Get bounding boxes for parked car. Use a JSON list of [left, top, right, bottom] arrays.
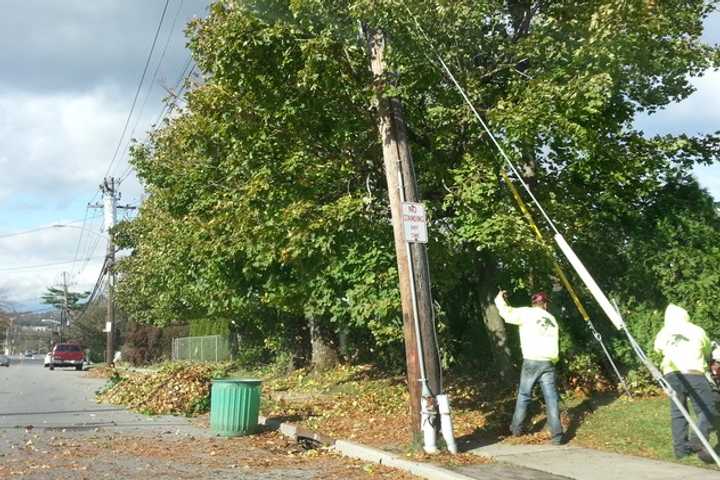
[[0, 355, 9, 367], [43, 352, 51, 367], [49, 343, 85, 371]]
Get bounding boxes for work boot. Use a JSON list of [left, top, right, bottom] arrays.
[[688, 436, 704, 454], [697, 446, 719, 464]]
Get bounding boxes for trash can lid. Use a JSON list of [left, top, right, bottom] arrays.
[[212, 378, 262, 384]]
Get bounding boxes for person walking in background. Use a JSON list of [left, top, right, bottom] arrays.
[[654, 303, 718, 463], [495, 290, 564, 445]]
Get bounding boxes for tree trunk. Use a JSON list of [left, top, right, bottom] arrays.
[[478, 259, 515, 383], [308, 315, 339, 371], [282, 312, 311, 371]]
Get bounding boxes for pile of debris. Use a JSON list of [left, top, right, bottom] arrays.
[[96, 362, 233, 416]]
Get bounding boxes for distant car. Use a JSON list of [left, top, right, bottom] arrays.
[[49, 343, 85, 371], [43, 352, 51, 367], [0, 355, 9, 367], [24, 352, 33, 359]]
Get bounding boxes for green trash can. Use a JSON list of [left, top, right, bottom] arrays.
[[210, 379, 262, 436]]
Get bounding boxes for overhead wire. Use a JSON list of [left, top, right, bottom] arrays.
[[117, 59, 197, 186], [0, 257, 105, 273], [104, 0, 171, 179], [71, 256, 109, 324], [116, 0, 187, 185], [68, 205, 93, 278], [74, 228, 105, 280], [70, 213, 106, 281], [0, 215, 101, 240]]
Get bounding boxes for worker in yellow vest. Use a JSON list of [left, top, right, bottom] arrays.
[[495, 290, 564, 445], [654, 303, 718, 463]]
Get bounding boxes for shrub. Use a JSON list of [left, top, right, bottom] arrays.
[[560, 351, 613, 395]]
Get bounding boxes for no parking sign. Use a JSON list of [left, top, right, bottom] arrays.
[[402, 202, 428, 243]]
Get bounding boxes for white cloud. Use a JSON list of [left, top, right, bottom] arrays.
[[636, 70, 720, 137], [0, 90, 145, 203], [0, 219, 107, 306]]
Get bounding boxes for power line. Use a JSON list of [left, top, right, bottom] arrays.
[[73, 224, 105, 279], [104, 0, 171, 178], [116, 0, 187, 184], [68, 205, 93, 277], [72, 260, 109, 324], [118, 58, 196, 186], [157, 58, 195, 125], [0, 256, 105, 273], [0, 215, 102, 239]]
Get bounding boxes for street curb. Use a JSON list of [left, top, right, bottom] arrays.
[[334, 440, 477, 480], [258, 416, 477, 480]]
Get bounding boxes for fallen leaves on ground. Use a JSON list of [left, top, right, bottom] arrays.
[[96, 362, 233, 416], [83, 365, 116, 379], [260, 365, 496, 465], [1, 430, 416, 479]]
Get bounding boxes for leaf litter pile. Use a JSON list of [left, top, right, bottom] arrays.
[[96, 362, 233, 416], [261, 364, 494, 466], [92, 362, 518, 467]]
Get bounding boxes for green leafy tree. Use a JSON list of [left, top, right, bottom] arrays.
[[116, 0, 720, 378], [41, 287, 89, 312]]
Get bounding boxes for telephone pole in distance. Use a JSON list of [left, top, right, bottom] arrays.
[[90, 177, 136, 364]]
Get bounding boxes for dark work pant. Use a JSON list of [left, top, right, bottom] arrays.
[[511, 359, 563, 442], [664, 372, 718, 457]]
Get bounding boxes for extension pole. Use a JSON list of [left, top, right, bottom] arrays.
[[367, 27, 442, 446], [501, 171, 631, 396]]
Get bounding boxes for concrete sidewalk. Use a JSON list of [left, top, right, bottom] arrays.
[[262, 414, 719, 480], [465, 443, 719, 480]]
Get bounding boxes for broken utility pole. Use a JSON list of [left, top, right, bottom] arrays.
[[366, 28, 442, 444]]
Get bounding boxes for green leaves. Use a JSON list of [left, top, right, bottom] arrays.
[[115, 0, 720, 370]]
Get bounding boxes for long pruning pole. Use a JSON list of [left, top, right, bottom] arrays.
[[501, 170, 631, 397], [400, 4, 719, 466]]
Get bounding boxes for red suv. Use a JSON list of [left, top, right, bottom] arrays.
[[49, 343, 85, 371]]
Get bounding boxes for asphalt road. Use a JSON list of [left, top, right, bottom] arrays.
[[0, 358, 191, 433], [0, 359, 412, 480]]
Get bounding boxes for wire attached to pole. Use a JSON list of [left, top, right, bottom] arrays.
[[398, 5, 718, 463], [501, 170, 631, 396]]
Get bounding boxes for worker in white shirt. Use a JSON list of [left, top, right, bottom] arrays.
[[495, 290, 563, 445], [654, 303, 718, 463]]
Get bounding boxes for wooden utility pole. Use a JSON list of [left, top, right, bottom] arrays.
[[367, 28, 442, 437], [91, 177, 135, 364], [106, 231, 115, 365], [61, 271, 69, 343]]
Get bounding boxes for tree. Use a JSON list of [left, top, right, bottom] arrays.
[[41, 287, 89, 312], [115, 0, 720, 383]]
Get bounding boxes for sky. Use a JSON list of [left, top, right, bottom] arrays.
[[0, 3, 718, 311], [0, 0, 210, 311]]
